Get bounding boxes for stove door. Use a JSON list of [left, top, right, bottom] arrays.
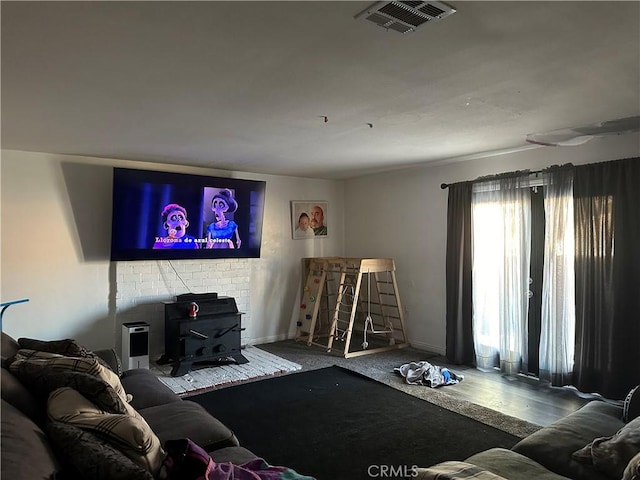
[[179, 314, 242, 361]]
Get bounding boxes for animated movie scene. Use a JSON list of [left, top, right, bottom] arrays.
[[111, 168, 265, 260]]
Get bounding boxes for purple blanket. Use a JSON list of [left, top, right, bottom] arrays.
[[162, 438, 316, 480]]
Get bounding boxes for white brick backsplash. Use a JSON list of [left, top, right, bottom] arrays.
[[115, 259, 251, 359], [188, 264, 206, 273], [118, 282, 139, 293], [132, 264, 154, 274], [141, 273, 159, 283], [121, 273, 143, 283]]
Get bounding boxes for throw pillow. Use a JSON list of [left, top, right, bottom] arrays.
[[9, 349, 128, 403], [47, 421, 154, 480], [624, 452, 640, 480], [18, 338, 90, 357], [17, 337, 119, 375], [624, 385, 640, 423], [11, 369, 127, 414], [572, 415, 640, 479], [47, 387, 165, 476]]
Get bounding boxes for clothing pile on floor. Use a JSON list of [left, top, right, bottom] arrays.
[[394, 361, 464, 387]]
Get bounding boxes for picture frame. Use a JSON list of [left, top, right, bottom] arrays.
[[291, 201, 328, 239]]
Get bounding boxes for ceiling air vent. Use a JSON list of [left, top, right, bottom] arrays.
[[355, 1, 456, 34]]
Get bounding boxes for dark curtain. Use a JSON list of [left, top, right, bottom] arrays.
[[445, 182, 475, 365], [572, 158, 640, 399]]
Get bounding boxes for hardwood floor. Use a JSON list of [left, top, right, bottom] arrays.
[[425, 355, 595, 427], [258, 339, 616, 428]]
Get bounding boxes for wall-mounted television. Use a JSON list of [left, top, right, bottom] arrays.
[[110, 168, 266, 261]]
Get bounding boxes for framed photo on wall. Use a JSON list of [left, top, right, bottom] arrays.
[[291, 201, 328, 239]]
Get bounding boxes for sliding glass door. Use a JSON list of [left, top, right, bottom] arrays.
[[471, 169, 575, 383], [471, 174, 531, 374]]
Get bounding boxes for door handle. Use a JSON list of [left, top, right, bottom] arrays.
[[189, 329, 209, 340]]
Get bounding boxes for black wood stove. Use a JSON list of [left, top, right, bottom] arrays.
[[158, 293, 247, 377]]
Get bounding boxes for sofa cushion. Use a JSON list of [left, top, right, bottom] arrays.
[[624, 385, 640, 423], [120, 368, 182, 410], [47, 387, 165, 476], [139, 399, 239, 452], [47, 421, 154, 480], [10, 349, 128, 402], [1, 399, 61, 480], [513, 400, 625, 480], [414, 461, 507, 480], [1, 367, 42, 423], [1, 333, 20, 367], [573, 416, 640, 480], [466, 448, 573, 480]]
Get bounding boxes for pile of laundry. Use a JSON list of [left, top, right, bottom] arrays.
[[394, 361, 464, 388]]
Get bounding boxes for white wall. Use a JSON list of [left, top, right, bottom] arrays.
[[344, 134, 640, 354], [2, 135, 637, 356], [0, 150, 345, 354]]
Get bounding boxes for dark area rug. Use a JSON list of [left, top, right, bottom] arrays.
[[191, 365, 519, 480]]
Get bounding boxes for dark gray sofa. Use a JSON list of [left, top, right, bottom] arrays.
[[0, 332, 257, 480], [420, 395, 638, 480], [467, 400, 626, 480]]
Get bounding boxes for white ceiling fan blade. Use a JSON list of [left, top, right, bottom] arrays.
[[526, 115, 640, 146]]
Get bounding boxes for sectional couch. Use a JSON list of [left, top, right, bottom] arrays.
[[3, 327, 638, 480], [0, 332, 259, 480], [418, 387, 640, 480]]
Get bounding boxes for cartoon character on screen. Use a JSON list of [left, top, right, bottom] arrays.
[[206, 189, 242, 249], [152, 204, 199, 249]]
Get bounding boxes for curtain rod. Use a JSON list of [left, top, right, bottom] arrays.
[[440, 168, 548, 189]]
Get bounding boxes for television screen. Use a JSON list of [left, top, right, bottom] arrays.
[[110, 168, 266, 261]]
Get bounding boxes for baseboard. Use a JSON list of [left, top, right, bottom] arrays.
[[246, 332, 292, 346], [405, 338, 445, 356]]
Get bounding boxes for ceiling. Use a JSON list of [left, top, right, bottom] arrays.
[[2, 1, 639, 179]]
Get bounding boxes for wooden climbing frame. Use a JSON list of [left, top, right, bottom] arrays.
[[295, 257, 409, 358]]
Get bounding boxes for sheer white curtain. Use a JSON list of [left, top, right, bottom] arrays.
[[540, 168, 575, 385], [472, 174, 531, 373]]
